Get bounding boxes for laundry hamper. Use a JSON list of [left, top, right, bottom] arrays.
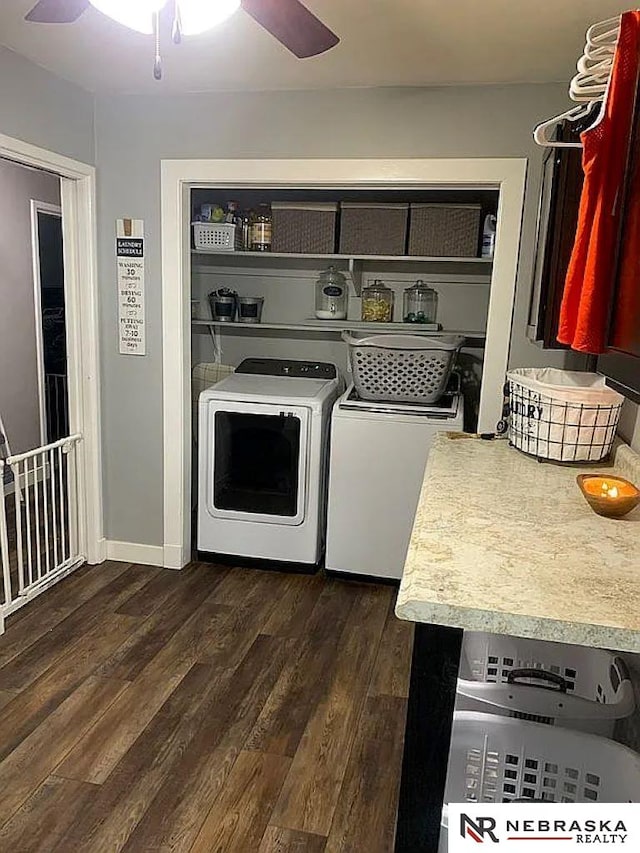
[[455, 632, 634, 736], [438, 712, 640, 852], [507, 369, 624, 462], [343, 333, 464, 404]]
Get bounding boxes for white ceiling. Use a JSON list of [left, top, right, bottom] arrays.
[[0, 0, 632, 94]]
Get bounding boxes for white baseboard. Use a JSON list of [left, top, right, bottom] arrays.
[[163, 543, 190, 570], [88, 537, 107, 565], [105, 540, 165, 567]]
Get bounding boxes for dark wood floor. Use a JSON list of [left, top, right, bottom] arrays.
[[0, 560, 414, 852]]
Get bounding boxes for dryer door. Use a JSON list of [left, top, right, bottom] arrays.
[[204, 399, 310, 526]]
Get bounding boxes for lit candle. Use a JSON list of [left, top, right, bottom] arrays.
[[577, 475, 640, 518], [600, 481, 620, 499]]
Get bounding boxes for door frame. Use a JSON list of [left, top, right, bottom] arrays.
[[161, 158, 527, 569], [30, 199, 63, 446], [0, 132, 104, 565]]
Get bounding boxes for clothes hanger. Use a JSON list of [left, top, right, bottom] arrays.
[[570, 53, 611, 101], [533, 102, 599, 148], [586, 15, 620, 48], [577, 53, 612, 76], [570, 74, 609, 102], [568, 15, 619, 102], [584, 42, 615, 60]]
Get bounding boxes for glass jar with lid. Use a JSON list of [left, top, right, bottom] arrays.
[[403, 280, 438, 324], [315, 266, 348, 320], [361, 280, 394, 323], [250, 204, 272, 252]]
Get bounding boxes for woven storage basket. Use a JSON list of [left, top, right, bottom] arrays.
[[271, 202, 337, 253], [339, 203, 408, 255], [409, 203, 481, 257]]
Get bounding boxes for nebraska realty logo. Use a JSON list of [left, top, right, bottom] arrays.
[[448, 805, 639, 851]]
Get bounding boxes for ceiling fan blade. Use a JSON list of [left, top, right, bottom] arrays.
[[25, 0, 89, 23], [241, 0, 339, 58]]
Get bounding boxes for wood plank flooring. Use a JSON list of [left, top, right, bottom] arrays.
[[0, 561, 414, 852]]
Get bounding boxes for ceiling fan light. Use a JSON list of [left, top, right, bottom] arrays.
[[178, 0, 241, 35], [89, 0, 168, 34]]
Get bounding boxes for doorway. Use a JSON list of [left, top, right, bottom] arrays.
[[31, 201, 69, 444], [0, 134, 102, 629]]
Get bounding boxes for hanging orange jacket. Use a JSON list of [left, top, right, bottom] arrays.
[[557, 10, 640, 354]]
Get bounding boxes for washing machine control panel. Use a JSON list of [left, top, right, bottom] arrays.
[[236, 358, 337, 379]]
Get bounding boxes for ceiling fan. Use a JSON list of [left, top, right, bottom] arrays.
[[24, 1, 340, 72]]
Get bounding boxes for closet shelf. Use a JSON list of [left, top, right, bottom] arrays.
[[191, 318, 486, 343], [192, 249, 492, 265]]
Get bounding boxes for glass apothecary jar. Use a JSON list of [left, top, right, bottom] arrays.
[[315, 266, 348, 320], [403, 280, 438, 324], [361, 280, 394, 323], [249, 204, 272, 252]]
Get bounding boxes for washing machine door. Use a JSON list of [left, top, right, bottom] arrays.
[[203, 399, 310, 526]]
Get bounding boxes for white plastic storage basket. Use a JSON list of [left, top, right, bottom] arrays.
[[455, 632, 634, 736], [193, 222, 241, 252], [438, 712, 640, 852], [507, 369, 624, 462], [343, 333, 464, 404]]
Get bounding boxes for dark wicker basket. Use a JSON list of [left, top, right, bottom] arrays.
[[271, 203, 337, 253], [409, 204, 481, 257], [339, 203, 408, 256]]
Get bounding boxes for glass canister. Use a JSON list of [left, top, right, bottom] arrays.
[[315, 266, 348, 320], [361, 280, 394, 323], [403, 280, 438, 324], [249, 204, 272, 252]]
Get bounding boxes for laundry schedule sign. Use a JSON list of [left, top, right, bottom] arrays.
[[116, 218, 146, 355]]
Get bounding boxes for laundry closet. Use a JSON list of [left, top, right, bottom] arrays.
[[188, 181, 512, 575]]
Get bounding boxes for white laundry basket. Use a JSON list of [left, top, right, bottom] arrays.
[[438, 712, 640, 852], [343, 333, 464, 404], [455, 632, 635, 736], [507, 369, 624, 462]]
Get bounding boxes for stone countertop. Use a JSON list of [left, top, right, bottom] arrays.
[[396, 434, 640, 652]]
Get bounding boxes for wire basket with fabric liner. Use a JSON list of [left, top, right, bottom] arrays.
[[507, 369, 624, 462]]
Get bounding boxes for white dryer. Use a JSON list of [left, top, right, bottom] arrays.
[[197, 358, 340, 566], [326, 386, 464, 580]]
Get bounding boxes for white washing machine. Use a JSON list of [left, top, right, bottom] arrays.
[[197, 358, 341, 565], [326, 386, 464, 580]]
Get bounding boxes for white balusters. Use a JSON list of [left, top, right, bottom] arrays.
[[0, 464, 11, 607], [23, 458, 33, 587], [0, 434, 83, 620], [58, 445, 67, 565]]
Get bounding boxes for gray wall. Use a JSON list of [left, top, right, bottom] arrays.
[[0, 46, 95, 164], [0, 49, 94, 456], [0, 46, 636, 547], [0, 159, 60, 454], [95, 82, 581, 547]]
